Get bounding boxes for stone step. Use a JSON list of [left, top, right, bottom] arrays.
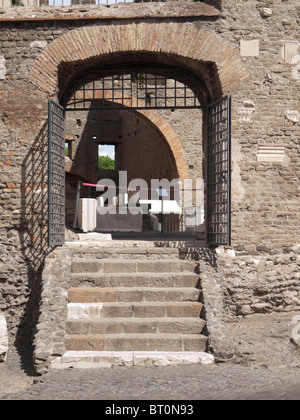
[[66, 333, 208, 352], [71, 259, 198, 275], [71, 247, 183, 260], [51, 351, 215, 369], [67, 302, 203, 319], [68, 287, 201, 303], [62, 246, 207, 364], [70, 272, 200, 288], [66, 318, 206, 335], [65, 241, 204, 251]]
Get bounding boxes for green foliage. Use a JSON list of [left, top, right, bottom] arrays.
[[12, 0, 24, 6], [98, 155, 115, 170]]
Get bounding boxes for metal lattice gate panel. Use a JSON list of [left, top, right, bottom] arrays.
[[206, 96, 231, 246], [64, 64, 208, 111], [48, 99, 66, 247]]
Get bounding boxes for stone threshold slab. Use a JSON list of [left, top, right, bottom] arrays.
[[51, 351, 214, 369], [65, 240, 159, 248]]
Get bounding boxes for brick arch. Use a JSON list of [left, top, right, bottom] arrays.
[[66, 89, 189, 181], [29, 23, 247, 101]]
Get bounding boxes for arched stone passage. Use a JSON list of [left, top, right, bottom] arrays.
[[29, 22, 247, 102], [139, 108, 188, 181], [37, 22, 244, 245], [65, 89, 189, 181], [64, 96, 189, 228]]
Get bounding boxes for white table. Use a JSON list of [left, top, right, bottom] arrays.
[[139, 200, 182, 215]]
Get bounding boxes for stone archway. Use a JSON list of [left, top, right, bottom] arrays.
[[33, 22, 247, 246], [29, 22, 247, 102], [30, 22, 247, 188]]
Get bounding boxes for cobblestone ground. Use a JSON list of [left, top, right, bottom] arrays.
[[1, 312, 300, 401]]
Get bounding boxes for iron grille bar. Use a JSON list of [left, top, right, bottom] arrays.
[[48, 99, 66, 247], [206, 96, 231, 246], [64, 64, 207, 111]]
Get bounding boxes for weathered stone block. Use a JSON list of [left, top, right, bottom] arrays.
[[166, 302, 203, 318], [240, 39, 260, 57], [260, 8, 273, 18], [68, 287, 118, 303], [66, 334, 105, 352], [0, 315, 8, 362]]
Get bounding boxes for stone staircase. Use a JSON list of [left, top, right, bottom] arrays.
[[61, 246, 210, 366]]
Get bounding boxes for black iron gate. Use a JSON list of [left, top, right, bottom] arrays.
[[48, 66, 232, 247], [206, 96, 231, 246], [48, 99, 66, 246]]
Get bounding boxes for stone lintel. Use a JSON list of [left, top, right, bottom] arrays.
[[0, 3, 220, 22]]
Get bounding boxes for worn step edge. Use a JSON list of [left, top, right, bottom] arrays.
[[71, 258, 197, 263], [64, 242, 172, 249], [71, 247, 181, 255], [68, 287, 201, 303], [66, 333, 208, 352], [71, 272, 199, 278], [66, 317, 206, 335], [71, 259, 198, 274], [67, 302, 203, 319], [70, 272, 200, 288], [51, 351, 215, 369]]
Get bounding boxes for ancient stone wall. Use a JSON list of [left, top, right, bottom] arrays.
[[219, 1, 300, 253], [216, 246, 300, 317], [0, 1, 299, 342], [0, 51, 49, 342]]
